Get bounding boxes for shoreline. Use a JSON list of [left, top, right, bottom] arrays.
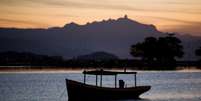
[[0, 66, 201, 73], [0, 66, 85, 73]]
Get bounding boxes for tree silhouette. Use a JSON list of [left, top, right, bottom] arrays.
[[157, 34, 183, 62], [130, 37, 157, 61], [130, 34, 184, 65]]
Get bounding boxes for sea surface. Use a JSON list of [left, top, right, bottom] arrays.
[[0, 70, 201, 101]]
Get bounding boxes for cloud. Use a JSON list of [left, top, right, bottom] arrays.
[[26, 0, 141, 11], [1, 0, 201, 15], [0, 0, 144, 12], [164, 1, 201, 5], [0, 18, 49, 27], [142, 15, 201, 26], [142, 16, 201, 36], [26, 0, 201, 15], [0, 8, 77, 20], [164, 24, 201, 36]]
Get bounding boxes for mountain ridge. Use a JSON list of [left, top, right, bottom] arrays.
[[0, 16, 200, 60]]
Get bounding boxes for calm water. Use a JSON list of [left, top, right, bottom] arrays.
[[0, 71, 201, 101]]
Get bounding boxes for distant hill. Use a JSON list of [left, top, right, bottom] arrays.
[[0, 51, 64, 65], [0, 15, 200, 60], [76, 52, 119, 60]]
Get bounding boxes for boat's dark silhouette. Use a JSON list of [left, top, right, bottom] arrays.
[[66, 69, 151, 101]]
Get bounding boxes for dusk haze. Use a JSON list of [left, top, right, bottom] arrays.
[[0, 1, 201, 101], [0, 0, 201, 36]]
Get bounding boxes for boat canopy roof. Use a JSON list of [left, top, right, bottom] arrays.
[[83, 69, 137, 75]]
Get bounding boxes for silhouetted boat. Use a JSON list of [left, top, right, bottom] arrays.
[[66, 69, 151, 101]]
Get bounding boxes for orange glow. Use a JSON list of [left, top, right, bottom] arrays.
[[0, 0, 201, 36]]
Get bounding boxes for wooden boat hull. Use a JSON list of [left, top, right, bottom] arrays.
[[66, 79, 151, 101]]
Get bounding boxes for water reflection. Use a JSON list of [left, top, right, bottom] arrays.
[[86, 99, 151, 101], [0, 71, 201, 101]]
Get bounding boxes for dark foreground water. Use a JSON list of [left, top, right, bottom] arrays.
[[0, 71, 201, 101]]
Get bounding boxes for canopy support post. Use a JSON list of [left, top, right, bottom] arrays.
[[83, 70, 86, 84], [96, 75, 98, 86], [100, 74, 102, 87], [115, 75, 117, 88], [134, 73, 137, 87], [84, 73, 86, 84]]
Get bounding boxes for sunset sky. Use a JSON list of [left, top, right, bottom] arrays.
[[0, 0, 201, 36]]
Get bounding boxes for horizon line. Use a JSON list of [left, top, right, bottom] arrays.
[[0, 15, 148, 29]]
